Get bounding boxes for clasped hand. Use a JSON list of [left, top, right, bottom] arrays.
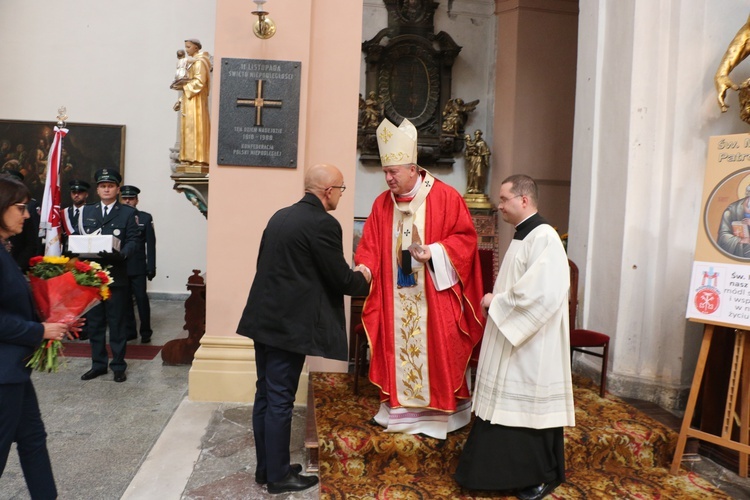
[[354, 264, 372, 283]]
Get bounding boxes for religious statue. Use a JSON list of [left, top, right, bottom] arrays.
[[172, 49, 193, 86], [715, 14, 750, 124], [172, 38, 212, 173], [360, 91, 383, 130], [441, 98, 479, 136], [463, 129, 492, 209]]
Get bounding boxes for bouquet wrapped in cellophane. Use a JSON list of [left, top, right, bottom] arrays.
[[26, 255, 112, 372]]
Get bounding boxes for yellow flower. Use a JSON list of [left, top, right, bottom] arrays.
[[89, 261, 102, 270], [100, 286, 111, 300], [43, 255, 70, 265]]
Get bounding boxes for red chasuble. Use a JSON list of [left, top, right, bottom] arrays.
[[355, 175, 485, 412]]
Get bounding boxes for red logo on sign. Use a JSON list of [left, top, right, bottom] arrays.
[[695, 288, 720, 315]]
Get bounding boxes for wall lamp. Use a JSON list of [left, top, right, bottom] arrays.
[[252, 0, 276, 39]]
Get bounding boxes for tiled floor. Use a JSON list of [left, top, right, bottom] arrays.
[[2, 298, 750, 499]]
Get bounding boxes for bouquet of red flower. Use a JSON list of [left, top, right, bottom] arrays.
[[26, 255, 112, 372]]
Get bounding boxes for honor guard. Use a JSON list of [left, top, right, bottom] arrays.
[[62, 179, 90, 236], [78, 168, 139, 383], [120, 185, 156, 343]]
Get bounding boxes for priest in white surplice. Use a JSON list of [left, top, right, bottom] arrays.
[[455, 175, 575, 500]]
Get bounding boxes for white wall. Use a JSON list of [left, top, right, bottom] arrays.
[[569, 0, 750, 406], [356, 0, 497, 217], [0, 0, 215, 295]]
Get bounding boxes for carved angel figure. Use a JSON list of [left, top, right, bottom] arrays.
[[441, 98, 479, 136], [361, 91, 383, 130]]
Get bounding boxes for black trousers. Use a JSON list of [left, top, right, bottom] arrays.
[[87, 284, 129, 372], [124, 274, 152, 339], [0, 381, 57, 499], [252, 341, 306, 483]]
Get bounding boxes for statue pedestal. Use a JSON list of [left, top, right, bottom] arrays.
[[176, 163, 209, 174], [464, 193, 492, 209]]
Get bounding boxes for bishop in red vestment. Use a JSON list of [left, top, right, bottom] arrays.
[[355, 118, 484, 439]]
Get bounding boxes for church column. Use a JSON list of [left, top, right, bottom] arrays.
[[189, 0, 364, 402], [568, 0, 723, 408], [490, 0, 578, 247]]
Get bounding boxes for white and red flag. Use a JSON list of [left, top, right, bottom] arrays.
[[39, 126, 68, 256]]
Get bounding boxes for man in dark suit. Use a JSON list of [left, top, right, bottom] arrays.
[[120, 185, 156, 343], [237, 164, 371, 494], [61, 179, 90, 236], [77, 168, 139, 383]]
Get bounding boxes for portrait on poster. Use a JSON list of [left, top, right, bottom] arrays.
[[688, 133, 750, 327], [704, 167, 750, 261]]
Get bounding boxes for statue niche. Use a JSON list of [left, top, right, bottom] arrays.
[[359, 0, 468, 167]]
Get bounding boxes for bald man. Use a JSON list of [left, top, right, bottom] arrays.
[[237, 164, 371, 494]]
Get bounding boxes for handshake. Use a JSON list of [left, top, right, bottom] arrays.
[[354, 264, 372, 283]]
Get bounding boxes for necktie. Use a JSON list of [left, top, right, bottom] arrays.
[[103, 206, 108, 218], [72, 208, 80, 229]]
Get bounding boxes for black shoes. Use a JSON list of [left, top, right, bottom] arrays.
[[516, 482, 559, 500], [266, 468, 319, 494], [141, 336, 152, 344], [81, 368, 107, 380], [255, 463, 302, 485], [81, 369, 127, 382]]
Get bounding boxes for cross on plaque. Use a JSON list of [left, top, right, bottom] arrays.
[[236, 80, 283, 127]]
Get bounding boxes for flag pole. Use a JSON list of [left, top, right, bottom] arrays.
[[39, 107, 69, 256]]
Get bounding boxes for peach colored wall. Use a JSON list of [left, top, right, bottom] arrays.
[[491, 0, 578, 246], [206, 0, 364, 372]]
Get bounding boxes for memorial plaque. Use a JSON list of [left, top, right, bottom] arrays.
[[217, 58, 301, 168]]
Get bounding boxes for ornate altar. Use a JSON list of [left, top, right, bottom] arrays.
[[358, 0, 471, 167]]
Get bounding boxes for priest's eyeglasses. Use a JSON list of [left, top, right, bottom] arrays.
[[498, 194, 522, 204], [13, 203, 30, 214], [328, 185, 346, 193]]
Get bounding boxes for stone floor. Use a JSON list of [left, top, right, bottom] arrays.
[[1, 298, 750, 499]]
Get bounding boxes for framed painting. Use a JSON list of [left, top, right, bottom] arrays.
[[0, 119, 125, 206], [353, 217, 367, 257]]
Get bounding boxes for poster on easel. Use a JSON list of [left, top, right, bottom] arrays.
[[687, 132, 750, 328]]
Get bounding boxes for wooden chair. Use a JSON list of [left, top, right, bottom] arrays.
[[352, 323, 369, 395], [569, 259, 610, 397]]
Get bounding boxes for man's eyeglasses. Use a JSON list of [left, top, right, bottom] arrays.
[[12, 203, 30, 214], [328, 185, 346, 193], [498, 194, 523, 204]]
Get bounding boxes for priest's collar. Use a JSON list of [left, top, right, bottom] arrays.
[[394, 169, 423, 201], [514, 212, 549, 240]]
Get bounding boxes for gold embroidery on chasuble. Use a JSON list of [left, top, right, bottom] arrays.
[[391, 173, 433, 406]]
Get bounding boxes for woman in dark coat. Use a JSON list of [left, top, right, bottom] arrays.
[[0, 175, 72, 499]]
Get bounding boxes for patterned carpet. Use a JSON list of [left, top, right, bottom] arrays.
[[313, 373, 729, 499]]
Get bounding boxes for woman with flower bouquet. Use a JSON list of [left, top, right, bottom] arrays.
[[0, 176, 73, 499], [26, 254, 112, 372]]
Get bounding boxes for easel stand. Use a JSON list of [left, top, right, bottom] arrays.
[[671, 324, 750, 475]]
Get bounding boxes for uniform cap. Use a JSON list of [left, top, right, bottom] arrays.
[[69, 179, 90, 192], [94, 168, 122, 185], [120, 185, 141, 198], [2, 168, 23, 181]]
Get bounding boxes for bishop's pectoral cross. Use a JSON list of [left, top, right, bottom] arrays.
[[236, 80, 283, 127]]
